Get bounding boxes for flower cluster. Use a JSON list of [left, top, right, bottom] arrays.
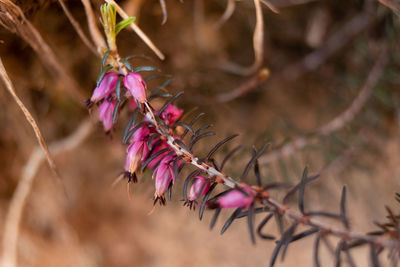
[[87, 71, 146, 132], [88, 69, 258, 210]]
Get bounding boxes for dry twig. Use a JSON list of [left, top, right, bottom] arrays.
[[259, 47, 388, 164], [81, 0, 107, 53], [0, 56, 63, 190], [105, 0, 165, 60], [0, 119, 92, 267], [216, 67, 270, 102], [220, 0, 264, 76], [0, 0, 83, 100], [57, 0, 98, 55], [214, 0, 236, 28]]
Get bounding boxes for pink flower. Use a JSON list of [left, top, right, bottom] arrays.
[[217, 184, 255, 209], [91, 72, 119, 103], [124, 72, 147, 103], [159, 104, 183, 125], [124, 126, 150, 177], [152, 155, 176, 204], [189, 176, 210, 201], [98, 98, 117, 132]]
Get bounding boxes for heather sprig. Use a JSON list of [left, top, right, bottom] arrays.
[[85, 3, 400, 266]]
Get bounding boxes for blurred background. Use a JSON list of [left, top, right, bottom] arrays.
[[0, 0, 399, 266]]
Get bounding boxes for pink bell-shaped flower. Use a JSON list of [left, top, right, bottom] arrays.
[[159, 104, 183, 125], [189, 176, 210, 201], [124, 72, 147, 103], [91, 72, 119, 103], [98, 98, 117, 132], [124, 126, 150, 180], [152, 155, 176, 205], [217, 184, 255, 209]]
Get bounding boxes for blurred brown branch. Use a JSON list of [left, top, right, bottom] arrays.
[[216, 68, 270, 102], [283, 10, 374, 81], [57, 0, 98, 55], [0, 119, 92, 267], [259, 46, 388, 165], [219, 0, 264, 76], [0, 0, 84, 100], [81, 0, 107, 53]]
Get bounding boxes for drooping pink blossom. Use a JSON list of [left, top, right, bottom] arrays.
[[189, 176, 210, 201], [159, 104, 183, 125], [217, 184, 255, 209], [98, 98, 117, 132], [153, 155, 176, 203], [124, 72, 147, 103], [91, 72, 119, 103], [124, 126, 150, 176]]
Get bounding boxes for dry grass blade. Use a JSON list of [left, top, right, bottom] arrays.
[[220, 0, 264, 76], [214, 0, 236, 29], [0, 0, 83, 100], [1, 119, 92, 267], [0, 57, 63, 190], [105, 0, 165, 60], [80, 0, 107, 52], [57, 0, 97, 55]]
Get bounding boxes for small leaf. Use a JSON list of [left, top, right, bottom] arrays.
[[210, 207, 221, 230], [221, 208, 242, 235], [298, 167, 308, 214], [123, 121, 151, 144], [206, 134, 239, 160], [247, 204, 256, 244], [97, 64, 113, 86], [289, 228, 318, 243], [122, 108, 138, 143], [181, 112, 205, 139], [314, 236, 321, 267], [241, 144, 269, 181], [120, 58, 133, 71], [158, 91, 184, 115], [173, 139, 190, 152], [340, 186, 350, 229], [220, 145, 242, 170], [257, 213, 275, 240], [145, 73, 171, 82], [115, 76, 123, 101], [141, 148, 172, 172], [112, 100, 121, 124], [199, 183, 217, 220], [133, 66, 158, 73], [100, 50, 110, 71], [190, 131, 216, 151], [174, 122, 195, 135], [115, 17, 136, 35]]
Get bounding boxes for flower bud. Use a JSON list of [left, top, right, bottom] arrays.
[[124, 72, 147, 103], [91, 72, 119, 103], [159, 104, 183, 125], [98, 98, 117, 132], [217, 184, 255, 209], [153, 155, 176, 202], [124, 126, 150, 175], [189, 176, 210, 201]]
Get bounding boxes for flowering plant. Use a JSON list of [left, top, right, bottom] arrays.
[[85, 3, 400, 267]]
